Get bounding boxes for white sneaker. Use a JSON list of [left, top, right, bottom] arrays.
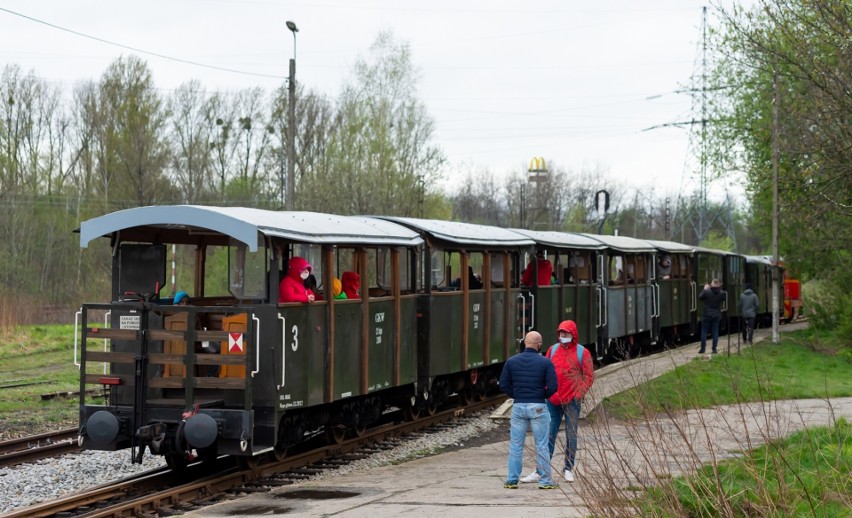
[[520, 471, 540, 483], [563, 469, 575, 483]]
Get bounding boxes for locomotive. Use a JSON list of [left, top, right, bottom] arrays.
[[74, 205, 784, 467]]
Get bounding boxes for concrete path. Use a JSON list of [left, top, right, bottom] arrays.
[[192, 322, 851, 517]]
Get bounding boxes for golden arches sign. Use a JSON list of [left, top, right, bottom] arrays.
[[528, 157, 548, 181]]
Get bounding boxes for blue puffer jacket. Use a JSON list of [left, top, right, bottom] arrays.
[[499, 348, 558, 403]]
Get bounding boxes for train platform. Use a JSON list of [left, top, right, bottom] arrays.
[[190, 322, 852, 517]]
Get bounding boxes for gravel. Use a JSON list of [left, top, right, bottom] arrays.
[[0, 413, 502, 514]]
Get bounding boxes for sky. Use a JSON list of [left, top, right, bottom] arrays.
[[0, 0, 748, 202]]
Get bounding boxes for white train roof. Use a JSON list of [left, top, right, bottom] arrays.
[[509, 229, 605, 250], [375, 217, 535, 248], [644, 239, 696, 254], [580, 233, 657, 253], [79, 205, 423, 251]]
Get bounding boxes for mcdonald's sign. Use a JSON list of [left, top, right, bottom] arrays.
[[528, 157, 548, 182]]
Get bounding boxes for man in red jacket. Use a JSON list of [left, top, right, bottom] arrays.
[[521, 319, 594, 484]]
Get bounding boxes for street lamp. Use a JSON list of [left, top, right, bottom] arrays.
[[285, 20, 298, 211]]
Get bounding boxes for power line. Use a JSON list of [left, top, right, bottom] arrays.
[[0, 6, 286, 80]]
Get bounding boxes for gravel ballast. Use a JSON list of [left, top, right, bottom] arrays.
[[0, 414, 501, 513]]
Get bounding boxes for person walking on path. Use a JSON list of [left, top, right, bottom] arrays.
[[499, 331, 559, 489], [521, 320, 594, 484], [740, 283, 760, 345], [698, 278, 727, 354]]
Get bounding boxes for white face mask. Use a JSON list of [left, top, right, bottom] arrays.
[[300, 271, 310, 281], [559, 336, 573, 344]]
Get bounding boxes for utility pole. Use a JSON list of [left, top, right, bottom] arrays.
[[771, 60, 780, 344], [286, 21, 298, 211]]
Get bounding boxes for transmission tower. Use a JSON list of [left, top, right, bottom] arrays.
[[670, 6, 739, 249]]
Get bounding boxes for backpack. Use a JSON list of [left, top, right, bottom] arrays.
[[547, 343, 585, 367]]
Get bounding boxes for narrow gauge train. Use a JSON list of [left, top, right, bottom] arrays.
[[74, 205, 784, 467]]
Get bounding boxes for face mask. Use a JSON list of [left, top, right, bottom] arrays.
[[300, 271, 310, 281], [559, 336, 573, 344]]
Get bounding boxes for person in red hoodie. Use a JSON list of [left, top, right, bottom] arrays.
[[341, 271, 360, 299], [278, 256, 316, 303], [521, 319, 594, 484], [521, 250, 553, 286]]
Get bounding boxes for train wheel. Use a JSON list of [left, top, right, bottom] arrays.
[[425, 398, 438, 416], [402, 404, 420, 421], [353, 420, 367, 438], [326, 424, 346, 445], [165, 453, 189, 472], [273, 444, 289, 461]]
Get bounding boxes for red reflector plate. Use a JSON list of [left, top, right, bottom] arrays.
[[99, 377, 122, 385]]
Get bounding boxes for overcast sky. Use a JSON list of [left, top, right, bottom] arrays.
[[0, 0, 747, 200]]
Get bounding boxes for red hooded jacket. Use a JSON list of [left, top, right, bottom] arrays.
[[278, 257, 313, 303], [341, 271, 360, 299], [521, 257, 553, 286], [546, 320, 594, 404]]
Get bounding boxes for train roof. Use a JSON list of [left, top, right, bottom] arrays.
[[580, 234, 657, 253], [509, 229, 605, 250], [375, 217, 535, 248], [79, 205, 423, 251], [746, 255, 783, 266], [644, 239, 696, 254]]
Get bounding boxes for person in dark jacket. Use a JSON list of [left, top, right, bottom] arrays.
[[698, 278, 726, 354], [740, 283, 760, 345], [499, 331, 559, 489]]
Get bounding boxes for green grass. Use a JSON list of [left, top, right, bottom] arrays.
[[0, 324, 80, 429], [601, 331, 852, 421], [640, 419, 852, 517]]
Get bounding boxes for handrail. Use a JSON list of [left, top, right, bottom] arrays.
[[277, 314, 286, 389], [601, 287, 608, 327], [251, 314, 261, 377], [516, 293, 526, 341], [74, 308, 82, 368], [103, 310, 111, 374], [691, 282, 697, 312], [529, 293, 535, 330], [595, 287, 602, 327]]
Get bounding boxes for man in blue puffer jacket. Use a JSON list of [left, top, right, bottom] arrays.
[[499, 331, 559, 489]]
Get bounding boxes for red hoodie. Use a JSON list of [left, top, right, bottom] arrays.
[[278, 257, 313, 303], [341, 271, 360, 299], [546, 320, 594, 404]]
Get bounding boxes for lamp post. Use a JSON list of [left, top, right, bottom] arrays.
[[285, 20, 298, 211]]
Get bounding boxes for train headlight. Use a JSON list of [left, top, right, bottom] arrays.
[[85, 411, 120, 446], [184, 413, 218, 449]]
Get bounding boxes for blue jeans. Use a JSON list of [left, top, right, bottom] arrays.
[[700, 315, 720, 352], [506, 402, 553, 485], [547, 399, 581, 471]]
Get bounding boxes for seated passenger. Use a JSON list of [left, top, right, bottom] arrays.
[[613, 269, 626, 285], [304, 273, 324, 301], [332, 277, 347, 300], [341, 271, 361, 299], [469, 266, 483, 289], [658, 255, 672, 280], [279, 257, 316, 303], [521, 250, 553, 286], [174, 291, 190, 306]]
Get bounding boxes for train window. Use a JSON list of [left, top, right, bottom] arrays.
[[228, 238, 266, 300], [399, 248, 413, 294], [430, 250, 445, 288], [490, 254, 504, 287], [633, 256, 647, 283], [610, 255, 625, 285], [469, 252, 484, 290]]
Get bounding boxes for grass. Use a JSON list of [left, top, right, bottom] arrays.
[[600, 330, 852, 421], [581, 327, 852, 517], [0, 324, 81, 433], [640, 419, 852, 517]]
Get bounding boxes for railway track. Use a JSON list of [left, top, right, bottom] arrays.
[[5, 395, 505, 517], [0, 427, 80, 468]]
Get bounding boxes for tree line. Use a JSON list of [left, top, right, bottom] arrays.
[[1, 2, 848, 337]]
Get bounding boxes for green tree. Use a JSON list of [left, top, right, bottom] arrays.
[[710, 0, 851, 330], [301, 31, 445, 216]]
